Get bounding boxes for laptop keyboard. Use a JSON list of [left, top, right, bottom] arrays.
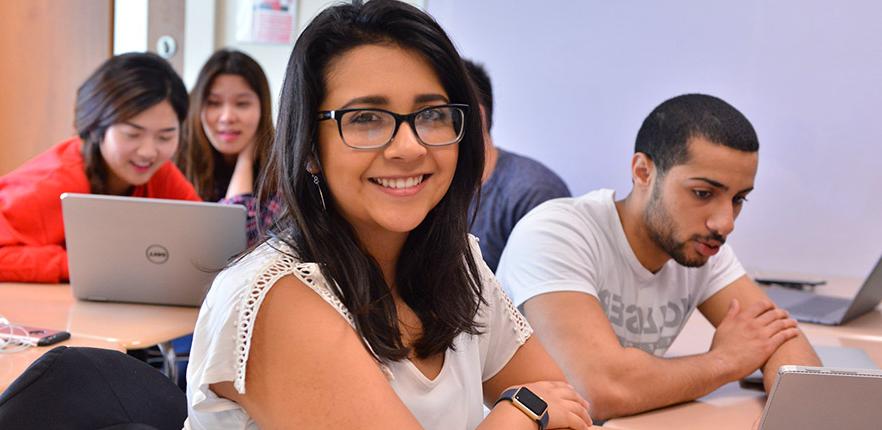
[[789, 296, 849, 318]]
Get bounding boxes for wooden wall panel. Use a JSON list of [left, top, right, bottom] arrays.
[[0, 0, 112, 176]]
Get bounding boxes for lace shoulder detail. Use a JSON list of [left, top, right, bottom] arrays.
[[233, 243, 389, 393], [234, 247, 296, 393], [290, 262, 357, 325], [468, 234, 532, 344], [487, 270, 533, 344]]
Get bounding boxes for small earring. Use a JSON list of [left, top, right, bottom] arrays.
[[312, 174, 327, 211]]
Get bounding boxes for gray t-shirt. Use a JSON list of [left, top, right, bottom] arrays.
[[469, 148, 571, 272], [497, 189, 746, 356]]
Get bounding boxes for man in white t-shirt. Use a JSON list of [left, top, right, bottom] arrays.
[[497, 93, 820, 420]]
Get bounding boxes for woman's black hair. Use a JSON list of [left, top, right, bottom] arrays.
[[75, 52, 188, 194], [259, 0, 486, 360]]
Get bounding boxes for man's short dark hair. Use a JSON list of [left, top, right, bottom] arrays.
[[463, 59, 494, 131], [635, 94, 759, 175]]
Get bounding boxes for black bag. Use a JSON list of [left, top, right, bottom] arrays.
[[0, 346, 187, 430]]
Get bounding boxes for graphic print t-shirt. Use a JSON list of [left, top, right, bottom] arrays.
[[497, 189, 745, 356]]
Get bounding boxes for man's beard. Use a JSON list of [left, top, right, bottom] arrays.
[[643, 180, 724, 268]]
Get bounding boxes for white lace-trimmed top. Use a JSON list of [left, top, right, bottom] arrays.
[[184, 236, 532, 430]]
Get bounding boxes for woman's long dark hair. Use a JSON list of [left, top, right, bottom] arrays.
[[75, 52, 188, 194], [259, 0, 486, 361], [177, 49, 274, 201]]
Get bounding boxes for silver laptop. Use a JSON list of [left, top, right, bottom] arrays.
[[759, 365, 882, 430], [763, 255, 882, 325], [61, 193, 247, 306]]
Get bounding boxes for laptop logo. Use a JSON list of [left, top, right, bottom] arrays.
[[146, 244, 169, 264]]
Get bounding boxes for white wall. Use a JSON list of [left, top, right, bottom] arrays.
[[184, 0, 217, 89], [427, 1, 882, 278], [113, 0, 148, 55]]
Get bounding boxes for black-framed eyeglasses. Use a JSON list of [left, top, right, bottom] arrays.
[[318, 104, 469, 150]]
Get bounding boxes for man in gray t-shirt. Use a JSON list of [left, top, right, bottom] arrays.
[[463, 60, 570, 271], [499, 94, 820, 420]]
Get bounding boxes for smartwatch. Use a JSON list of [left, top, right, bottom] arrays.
[[495, 386, 549, 430]]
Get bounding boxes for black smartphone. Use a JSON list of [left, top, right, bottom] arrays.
[[754, 277, 827, 290], [0, 325, 71, 346]]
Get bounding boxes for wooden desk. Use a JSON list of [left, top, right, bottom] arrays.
[[601, 381, 764, 430], [602, 275, 882, 430], [0, 283, 199, 392], [0, 283, 198, 348]]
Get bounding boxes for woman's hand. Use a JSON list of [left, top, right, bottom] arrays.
[[235, 139, 257, 167], [225, 141, 257, 199]]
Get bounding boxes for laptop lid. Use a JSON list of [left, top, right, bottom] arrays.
[[759, 366, 882, 430], [61, 193, 247, 306], [841, 254, 882, 323]]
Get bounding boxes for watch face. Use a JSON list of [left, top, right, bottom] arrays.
[[515, 387, 548, 415]]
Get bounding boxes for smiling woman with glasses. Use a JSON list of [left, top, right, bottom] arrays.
[[183, 1, 592, 429]]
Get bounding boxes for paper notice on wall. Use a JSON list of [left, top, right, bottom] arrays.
[[236, 0, 297, 45]]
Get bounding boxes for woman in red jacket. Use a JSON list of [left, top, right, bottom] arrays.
[[0, 52, 200, 283]]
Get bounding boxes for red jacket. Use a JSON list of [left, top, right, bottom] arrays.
[[0, 137, 201, 283]]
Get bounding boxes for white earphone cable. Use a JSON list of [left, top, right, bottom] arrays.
[[0, 314, 35, 353]]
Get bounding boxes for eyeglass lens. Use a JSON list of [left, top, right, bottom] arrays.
[[339, 106, 464, 148]]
